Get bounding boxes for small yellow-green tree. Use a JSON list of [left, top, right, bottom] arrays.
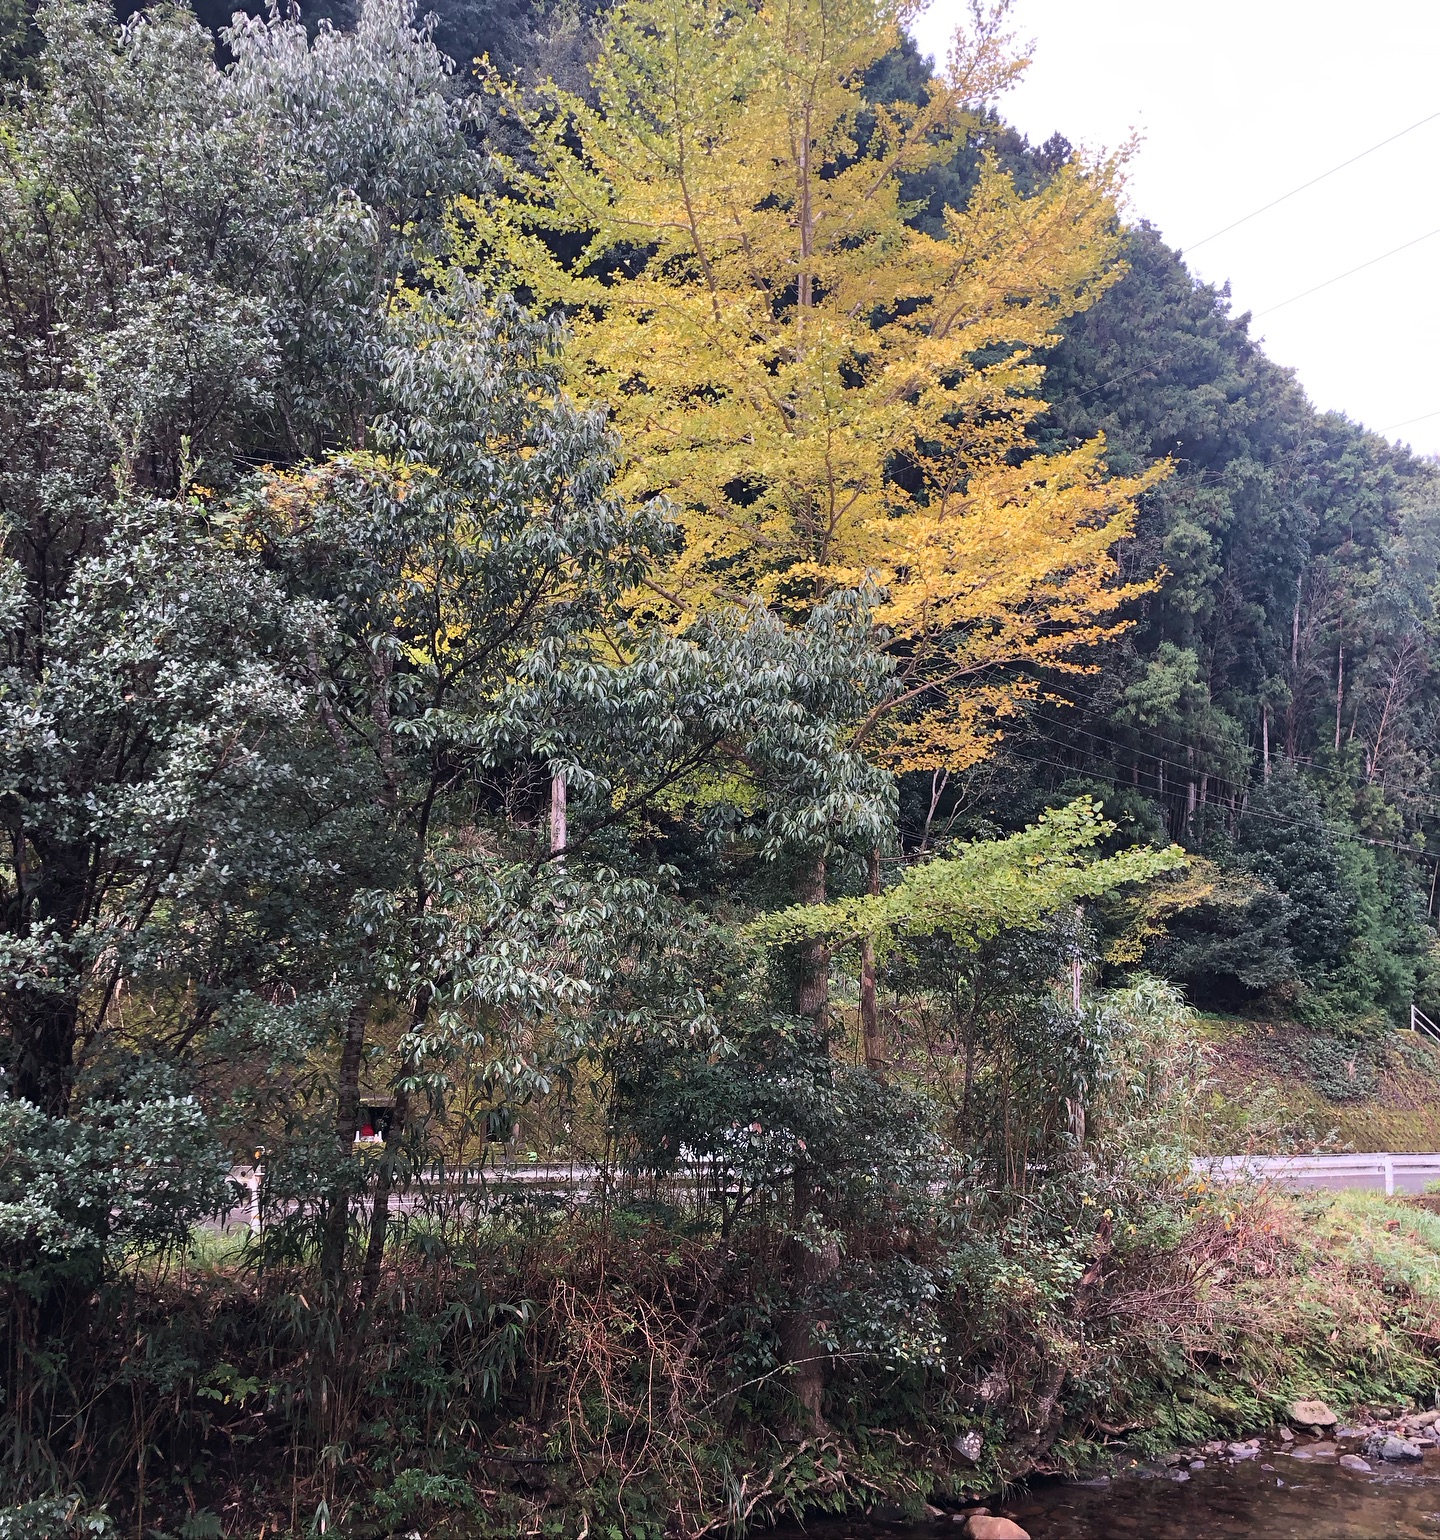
[[466, 0, 1163, 769], [756, 799, 1187, 951]]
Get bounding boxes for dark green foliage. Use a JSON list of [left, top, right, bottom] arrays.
[[1238, 772, 1356, 982], [1147, 878, 1295, 1008]]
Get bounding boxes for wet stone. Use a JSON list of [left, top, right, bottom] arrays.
[[1288, 1398, 1338, 1428], [962, 1519, 1029, 1540]]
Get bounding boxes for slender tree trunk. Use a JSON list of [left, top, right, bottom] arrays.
[[791, 853, 829, 1026], [781, 851, 834, 1431], [10, 850, 90, 1116], [550, 770, 567, 856], [1286, 587, 1302, 757], [359, 987, 430, 1306], [360, 1084, 410, 1307], [860, 849, 882, 1074], [961, 1019, 977, 1145], [778, 1165, 837, 1433], [920, 769, 948, 851], [1335, 643, 1344, 752], [11, 992, 81, 1117], [321, 997, 370, 1292], [1262, 705, 1270, 781]]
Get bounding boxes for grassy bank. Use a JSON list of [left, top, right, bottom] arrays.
[[1197, 1015, 1440, 1153]]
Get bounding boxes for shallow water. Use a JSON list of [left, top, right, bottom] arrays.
[[807, 1437, 1440, 1539]]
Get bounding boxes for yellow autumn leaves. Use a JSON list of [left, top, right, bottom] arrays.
[[456, 0, 1165, 772]]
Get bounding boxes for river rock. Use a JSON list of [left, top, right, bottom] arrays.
[[1339, 1454, 1372, 1472], [963, 1519, 1029, 1540], [1288, 1398, 1337, 1428], [1380, 1435, 1424, 1461], [952, 1430, 984, 1463]]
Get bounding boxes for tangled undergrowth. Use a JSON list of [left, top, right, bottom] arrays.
[[14, 1176, 1440, 1540]]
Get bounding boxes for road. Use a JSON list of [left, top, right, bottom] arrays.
[[1196, 1151, 1440, 1196], [220, 1153, 1440, 1231]]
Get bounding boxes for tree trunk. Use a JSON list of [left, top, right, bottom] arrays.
[[1286, 587, 1302, 757], [1262, 704, 1270, 780], [961, 1019, 977, 1144], [550, 770, 567, 856], [358, 978, 433, 1306], [320, 996, 370, 1293], [11, 991, 81, 1116], [778, 1169, 838, 1434], [780, 851, 835, 1431], [7, 846, 93, 1116], [791, 853, 829, 1025], [860, 849, 882, 1074], [360, 1083, 410, 1307]]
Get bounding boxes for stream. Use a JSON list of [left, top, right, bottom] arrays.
[[809, 1434, 1440, 1539]]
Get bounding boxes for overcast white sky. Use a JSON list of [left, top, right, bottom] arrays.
[[910, 1, 1440, 457]]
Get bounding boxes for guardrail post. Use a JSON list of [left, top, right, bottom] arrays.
[[1384, 1155, 1395, 1197]]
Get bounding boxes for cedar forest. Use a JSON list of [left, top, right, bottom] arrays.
[[4, 0, 1440, 1535]]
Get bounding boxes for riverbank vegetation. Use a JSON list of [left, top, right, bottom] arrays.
[[4, 0, 1440, 1534]]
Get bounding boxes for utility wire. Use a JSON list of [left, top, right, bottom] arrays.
[[1381, 407, 1440, 434], [1252, 224, 1440, 319], [1185, 110, 1440, 253], [1002, 742, 1435, 865], [1036, 676, 1247, 764], [1024, 676, 1440, 831]]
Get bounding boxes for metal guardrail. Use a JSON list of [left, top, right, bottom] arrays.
[[222, 1151, 1440, 1232], [223, 1161, 668, 1230], [1196, 1151, 1440, 1197], [1412, 1004, 1440, 1044]]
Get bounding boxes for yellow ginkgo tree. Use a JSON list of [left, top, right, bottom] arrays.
[[465, 0, 1164, 772]]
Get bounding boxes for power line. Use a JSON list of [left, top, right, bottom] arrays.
[[1381, 407, 1440, 434], [1028, 667, 1440, 822], [1252, 224, 1440, 319], [1034, 679, 1440, 822], [1002, 742, 1435, 866], [1185, 110, 1440, 253], [1038, 678, 1228, 764]]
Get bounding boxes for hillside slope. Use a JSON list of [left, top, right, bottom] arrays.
[[1201, 1015, 1440, 1153]]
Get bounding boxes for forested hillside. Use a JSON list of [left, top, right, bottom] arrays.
[[3, 1, 1440, 1536]]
